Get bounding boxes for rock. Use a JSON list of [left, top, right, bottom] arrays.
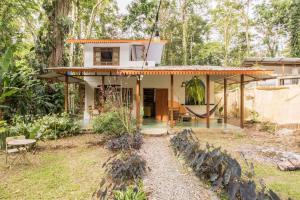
[[275, 128, 294, 137], [277, 156, 300, 171]]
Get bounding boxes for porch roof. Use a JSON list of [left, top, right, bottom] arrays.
[[38, 71, 84, 84], [66, 39, 168, 44], [47, 65, 272, 75], [46, 65, 274, 84]]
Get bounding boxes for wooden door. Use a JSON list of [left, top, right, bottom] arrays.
[[155, 89, 168, 121]]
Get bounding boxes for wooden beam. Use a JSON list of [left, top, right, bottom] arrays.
[[240, 75, 244, 128], [206, 75, 210, 128], [101, 76, 105, 112], [136, 77, 141, 129], [224, 78, 228, 124], [170, 75, 174, 128], [64, 75, 69, 113]]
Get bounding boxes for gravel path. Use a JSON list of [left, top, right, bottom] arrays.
[[141, 136, 218, 200]]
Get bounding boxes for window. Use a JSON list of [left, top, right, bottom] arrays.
[[130, 45, 145, 61], [94, 47, 120, 65]]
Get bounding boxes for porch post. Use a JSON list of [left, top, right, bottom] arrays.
[[64, 75, 69, 113], [240, 74, 244, 128], [136, 76, 141, 129], [170, 74, 174, 128], [206, 75, 210, 128], [224, 78, 228, 124], [101, 76, 105, 112]]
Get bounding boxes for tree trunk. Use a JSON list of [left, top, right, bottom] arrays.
[[181, 0, 188, 65], [50, 0, 70, 67]]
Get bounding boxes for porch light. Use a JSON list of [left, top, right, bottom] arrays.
[[181, 81, 186, 87], [153, 30, 160, 43]]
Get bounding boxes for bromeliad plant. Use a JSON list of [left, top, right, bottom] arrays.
[[170, 129, 283, 200]]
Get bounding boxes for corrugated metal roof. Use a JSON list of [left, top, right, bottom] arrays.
[[38, 72, 84, 84], [243, 57, 300, 67], [66, 39, 168, 44]]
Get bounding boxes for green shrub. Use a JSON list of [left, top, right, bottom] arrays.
[[259, 121, 276, 134], [29, 113, 80, 140], [114, 183, 147, 200], [9, 115, 32, 138], [0, 120, 9, 149], [92, 110, 135, 137]]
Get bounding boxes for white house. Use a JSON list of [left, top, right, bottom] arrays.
[[48, 39, 273, 128]]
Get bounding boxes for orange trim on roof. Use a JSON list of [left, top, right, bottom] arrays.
[[47, 67, 273, 76], [66, 39, 168, 44]]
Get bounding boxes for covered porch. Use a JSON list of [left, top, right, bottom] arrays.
[[47, 65, 273, 129]]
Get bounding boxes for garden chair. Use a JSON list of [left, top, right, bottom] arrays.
[[5, 135, 26, 165]]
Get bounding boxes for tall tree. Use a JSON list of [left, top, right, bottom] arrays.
[[289, 0, 300, 57], [211, 0, 242, 66], [255, 0, 290, 57]]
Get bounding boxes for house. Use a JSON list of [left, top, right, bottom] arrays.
[[218, 57, 300, 127], [47, 39, 273, 129], [243, 57, 300, 86]]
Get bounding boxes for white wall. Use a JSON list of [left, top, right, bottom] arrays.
[[83, 43, 164, 67], [217, 85, 300, 125], [84, 75, 215, 120]]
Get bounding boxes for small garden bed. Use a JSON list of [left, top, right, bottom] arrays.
[[170, 129, 286, 200]]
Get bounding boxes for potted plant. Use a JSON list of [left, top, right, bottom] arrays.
[[217, 106, 224, 123]]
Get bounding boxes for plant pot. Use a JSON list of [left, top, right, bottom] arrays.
[[217, 118, 223, 124]]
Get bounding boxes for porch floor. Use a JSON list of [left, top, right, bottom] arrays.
[[141, 118, 240, 136], [142, 118, 239, 128]]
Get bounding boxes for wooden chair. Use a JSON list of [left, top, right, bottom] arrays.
[[5, 135, 26, 165]]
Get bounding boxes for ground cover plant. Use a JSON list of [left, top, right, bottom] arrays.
[[0, 113, 80, 149], [170, 129, 284, 200], [114, 182, 147, 200]]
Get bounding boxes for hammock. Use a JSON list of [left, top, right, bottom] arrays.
[[184, 99, 222, 119]]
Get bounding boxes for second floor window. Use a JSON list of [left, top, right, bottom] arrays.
[[130, 45, 145, 61], [94, 47, 120, 66]]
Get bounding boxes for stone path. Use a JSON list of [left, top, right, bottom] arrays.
[[141, 136, 218, 200]]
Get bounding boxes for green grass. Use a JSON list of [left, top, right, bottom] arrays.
[[253, 162, 300, 200], [0, 134, 109, 200]]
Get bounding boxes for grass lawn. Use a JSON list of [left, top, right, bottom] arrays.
[[193, 128, 300, 200], [0, 134, 110, 200]]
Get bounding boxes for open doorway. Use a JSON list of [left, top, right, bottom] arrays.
[[143, 88, 155, 118], [143, 88, 169, 122]]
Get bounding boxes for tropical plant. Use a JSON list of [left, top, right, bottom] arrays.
[[104, 152, 147, 184], [218, 106, 224, 117], [106, 133, 143, 152], [93, 107, 136, 137], [0, 120, 9, 149], [114, 183, 147, 200], [185, 77, 205, 105], [170, 129, 284, 200]]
